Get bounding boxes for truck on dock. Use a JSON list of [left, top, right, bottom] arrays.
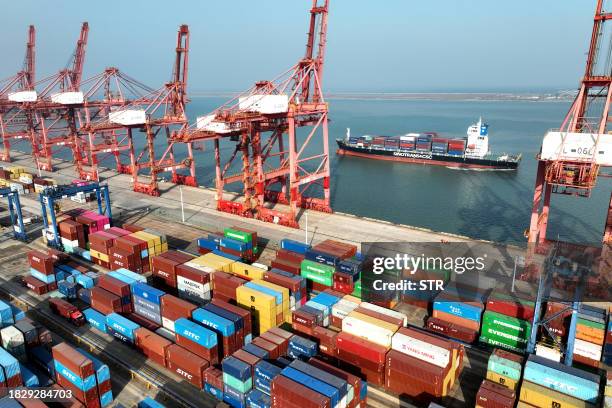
[[48, 298, 85, 326]]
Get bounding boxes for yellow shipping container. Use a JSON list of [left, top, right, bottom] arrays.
[[231, 263, 266, 280], [347, 311, 400, 334], [236, 286, 276, 311], [251, 280, 290, 306], [130, 231, 156, 248], [486, 370, 518, 390], [90, 249, 109, 263], [199, 253, 234, 273], [519, 381, 596, 408], [516, 402, 539, 408]]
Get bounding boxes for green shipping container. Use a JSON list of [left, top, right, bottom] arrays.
[[482, 311, 531, 340], [222, 372, 252, 393], [224, 228, 251, 243], [301, 270, 332, 286], [352, 280, 362, 298], [480, 335, 525, 353], [301, 259, 335, 276], [576, 317, 605, 331]]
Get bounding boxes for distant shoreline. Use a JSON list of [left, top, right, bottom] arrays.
[[189, 91, 575, 102]]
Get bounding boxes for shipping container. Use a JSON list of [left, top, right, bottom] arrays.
[[165, 344, 209, 388]]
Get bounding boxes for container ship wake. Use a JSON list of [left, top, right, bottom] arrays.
[[336, 118, 521, 170]]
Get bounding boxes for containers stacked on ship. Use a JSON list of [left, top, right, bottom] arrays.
[[174, 317, 219, 364], [571, 305, 606, 369], [431, 138, 449, 155], [77, 349, 114, 407], [475, 379, 516, 408], [263, 268, 307, 310], [519, 355, 601, 407], [273, 239, 310, 275], [431, 283, 486, 344], [52, 343, 100, 408], [106, 313, 141, 345], [448, 139, 467, 156], [220, 227, 259, 262], [486, 349, 523, 391], [151, 250, 194, 289], [479, 291, 534, 353], [399, 135, 416, 151], [416, 134, 433, 151], [386, 327, 463, 404]]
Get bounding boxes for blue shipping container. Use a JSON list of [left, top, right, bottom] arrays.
[[280, 239, 311, 255], [281, 367, 339, 408], [30, 347, 53, 379], [223, 384, 247, 408], [54, 360, 96, 392], [10, 305, 25, 322], [192, 308, 235, 337], [77, 348, 111, 384], [198, 238, 219, 251], [288, 336, 318, 359], [106, 313, 140, 340], [246, 389, 271, 408], [20, 364, 39, 387], [524, 360, 599, 403], [243, 344, 269, 360], [100, 390, 114, 407], [254, 361, 282, 395], [220, 237, 248, 252], [222, 356, 252, 382], [245, 282, 283, 305], [433, 300, 483, 322], [213, 250, 242, 262], [83, 308, 107, 332], [132, 283, 165, 305], [203, 303, 243, 332], [76, 274, 95, 289], [205, 383, 223, 400], [304, 249, 338, 267], [0, 347, 20, 378], [134, 304, 162, 324], [174, 318, 217, 349], [30, 268, 55, 284], [290, 360, 348, 395], [115, 269, 147, 285], [138, 397, 166, 408], [78, 288, 91, 304]]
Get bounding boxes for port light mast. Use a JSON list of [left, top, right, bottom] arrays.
[[174, 0, 332, 228]]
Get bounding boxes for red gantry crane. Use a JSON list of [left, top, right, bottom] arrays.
[[527, 0, 612, 278], [174, 0, 332, 228], [0, 25, 37, 162], [85, 24, 196, 196]]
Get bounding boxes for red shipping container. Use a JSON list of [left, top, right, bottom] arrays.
[[176, 264, 210, 285], [260, 331, 289, 356], [432, 310, 480, 331], [47, 248, 69, 263], [292, 310, 316, 332], [97, 274, 131, 298], [309, 358, 362, 407], [47, 281, 58, 292], [107, 227, 131, 237], [152, 256, 180, 287], [135, 328, 171, 367], [385, 349, 451, 401], [88, 231, 116, 250], [270, 259, 301, 275], [211, 298, 252, 345], [475, 380, 516, 408], [486, 295, 535, 321], [57, 373, 100, 408], [52, 343, 95, 378], [161, 295, 197, 321], [175, 333, 218, 365], [97, 379, 112, 396], [233, 349, 261, 377], [28, 250, 54, 275], [23, 276, 48, 295], [312, 326, 338, 357], [114, 235, 147, 254], [271, 375, 331, 408], [263, 271, 302, 294], [122, 223, 144, 233], [276, 249, 305, 264], [5, 373, 22, 388], [127, 313, 160, 332], [165, 344, 209, 388], [251, 337, 280, 359], [204, 366, 224, 390], [427, 316, 478, 344], [92, 257, 111, 269], [90, 287, 122, 315], [336, 332, 387, 365]]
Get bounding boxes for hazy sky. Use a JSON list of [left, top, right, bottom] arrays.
[[0, 1, 596, 92]]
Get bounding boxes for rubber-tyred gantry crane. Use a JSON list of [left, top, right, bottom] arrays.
[[528, 0, 612, 252], [175, 0, 332, 228], [86, 24, 196, 196], [0, 25, 36, 162]]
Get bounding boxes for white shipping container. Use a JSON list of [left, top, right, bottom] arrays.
[[540, 131, 612, 166], [535, 344, 562, 362], [391, 331, 450, 368], [332, 300, 358, 319], [360, 302, 407, 326], [238, 94, 289, 114], [342, 315, 394, 348], [109, 109, 147, 126], [8, 90, 37, 102], [162, 317, 175, 332], [51, 91, 84, 105], [573, 338, 602, 361], [0, 326, 24, 349], [196, 115, 232, 133]]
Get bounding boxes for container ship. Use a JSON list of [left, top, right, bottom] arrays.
[[336, 118, 521, 170]]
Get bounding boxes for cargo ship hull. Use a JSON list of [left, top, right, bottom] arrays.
[[336, 140, 520, 170]]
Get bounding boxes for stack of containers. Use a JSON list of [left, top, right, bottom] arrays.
[[77, 349, 114, 407], [210, 298, 253, 347], [386, 327, 463, 402], [331, 295, 360, 328], [192, 307, 236, 359], [431, 138, 449, 154], [276, 363, 342, 408], [237, 285, 277, 335], [384, 137, 399, 149], [204, 366, 224, 400], [132, 283, 165, 326], [174, 317, 218, 364], [221, 227, 259, 262], [309, 357, 367, 408], [95, 275, 132, 314], [288, 335, 318, 360], [135, 328, 172, 367], [303, 239, 357, 292], [214, 272, 247, 303], [486, 349, 523, 391], [165, 344, 209, 388], [371, 136, 386, 147], [254, 360, 282, 397], [230, 261, 266, 282], [572, 305, 606, 368], [72, 209, 111, 237], [52, 343, 99, 408], [0, 346, 21, 389], [222, 356, 253, 408], [542, 301, 572, 340], [475, 380, 516, 408], [176, 264, 211, 304], [416, 134, 433, 151], [274, 239, 310, 275], [263, 269, 307, 310], [197, 233, 221, 254], [129, 229, 168, 271], [246, 280, 290, 325], [448, 139, 467, 156], [519, 355, 600, 407], [89, 230, 128, 268], [160, 294, 196, 333], [151, 251, 194, 288], [480, 291, 534, 352], [106, 313, 141, 345], [110, 232, 149, 273], [58, 219, 87, 253], [26, 250, 57, 294], [334, 255, 363, 295], [32, 177, 55, 193], [83, 308, 107, 334], [1, 325, 26, 362], [399, 135, 416, 151], [432, 283, 486, 344]]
